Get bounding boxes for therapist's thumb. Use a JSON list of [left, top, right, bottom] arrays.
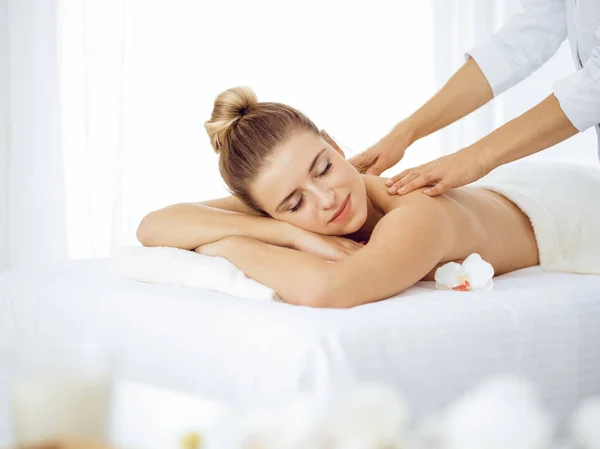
[[365, 160, 386, 176]]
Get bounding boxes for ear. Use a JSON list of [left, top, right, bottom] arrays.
[[320, 129, 345, 158]]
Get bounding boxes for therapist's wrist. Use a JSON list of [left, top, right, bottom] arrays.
[[390, 117, 419, 148], [463, 142, 500, 176]]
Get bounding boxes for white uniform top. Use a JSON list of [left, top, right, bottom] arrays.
[[466, 0, 600, 157]]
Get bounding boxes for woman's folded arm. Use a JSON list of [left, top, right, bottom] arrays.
[[324, 197, 454, 307], [214, 195, 454, 308], [213, 236, 335, 307], [136, 196, 297, 250]]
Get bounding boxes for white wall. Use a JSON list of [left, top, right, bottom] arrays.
[[0, 0, 8, 274]]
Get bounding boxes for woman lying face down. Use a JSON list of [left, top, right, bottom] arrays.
[[142, 86, 542, 307]]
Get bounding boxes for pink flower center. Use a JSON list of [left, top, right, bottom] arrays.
[[452, 279, 471, 291]]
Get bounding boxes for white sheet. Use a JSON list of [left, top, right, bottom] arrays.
[[1, 259, 599, 427]]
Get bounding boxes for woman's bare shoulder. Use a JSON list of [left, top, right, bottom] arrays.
[[360, 174, 438, 214]]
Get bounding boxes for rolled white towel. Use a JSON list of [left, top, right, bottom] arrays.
[[112, 246, 277, 301]]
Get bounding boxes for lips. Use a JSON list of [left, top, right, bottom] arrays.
[[330, 194, 350, 223]]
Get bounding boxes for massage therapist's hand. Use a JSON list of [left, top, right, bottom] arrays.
[[347, 121, 414, 175], [291, 229, 365, 262], [386, 147, 492, 196]]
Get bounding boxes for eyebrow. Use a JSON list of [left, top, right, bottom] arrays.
[[275, 148, 327, 212]]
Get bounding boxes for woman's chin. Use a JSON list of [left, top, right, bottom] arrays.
[[348, 205, 368, 232], [330, 217, 364, 237]]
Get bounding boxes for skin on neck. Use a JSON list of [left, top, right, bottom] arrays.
[[346, 184, 384, 243]]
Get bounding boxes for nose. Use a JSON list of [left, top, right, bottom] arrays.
[[316, 189, 336, 210]]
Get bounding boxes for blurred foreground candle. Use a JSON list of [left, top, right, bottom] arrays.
[[10, 340, 113, 447]]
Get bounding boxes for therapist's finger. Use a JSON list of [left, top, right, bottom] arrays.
[[386, 168, 415, 186], [388, 172, 420, 193], [394, 174, 432, 195], [423, 181, 450, 196]]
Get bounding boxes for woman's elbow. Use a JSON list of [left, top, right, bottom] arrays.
[[305, 274, 355, 309], [314, 274, 394, 308], [281, 287, 331, 309], [286, 293, 352, 309], [279, 270, 351, 309], [136, 212, 159, 247]]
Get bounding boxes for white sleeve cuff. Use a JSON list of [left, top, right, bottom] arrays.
[[465, 39, 534, 98], [553, 59, 600, 132]]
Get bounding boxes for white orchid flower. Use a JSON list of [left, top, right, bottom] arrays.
[[569, 397, 600, 449], [320, 384, 412, 449], [434, 253, 494, 291], [438, 376, 554, 449], [204, 396, 324, 449]]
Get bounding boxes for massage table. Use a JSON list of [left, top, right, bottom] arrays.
[[1, 258, 599, 429]]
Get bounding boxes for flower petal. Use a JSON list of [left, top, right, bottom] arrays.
[[570, 397, 600, 449], [462, 253, 495, 289], [434, 262, 463, 288]]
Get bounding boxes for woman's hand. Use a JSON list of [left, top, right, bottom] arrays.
[[194, 230, 366, 263], [347, 122, 415, 175], [386, 147, 493, 196], [291, 229, 366, 262]]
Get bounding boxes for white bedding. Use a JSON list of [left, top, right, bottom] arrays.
[[1, 259, 599, 426]]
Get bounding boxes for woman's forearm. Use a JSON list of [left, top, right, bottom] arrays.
[[472, 93, 579, 169], [216, 236, 334, 307], [136, 203, 295, 250], [400, 57, 494, 144]]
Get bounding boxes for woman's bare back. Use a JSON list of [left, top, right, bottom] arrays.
[[362, 175, 539, 280]]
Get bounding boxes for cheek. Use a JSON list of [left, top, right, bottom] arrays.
[[338, 166, 359, 192], [286, 210, 324, 232], [274, 211, 313, 226], [297, 210, 320, 226]]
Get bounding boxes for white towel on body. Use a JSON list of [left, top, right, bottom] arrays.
[[472, 160, 600, 274], [113, 246, 277, 300]]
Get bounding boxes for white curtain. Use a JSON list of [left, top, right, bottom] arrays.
[[4, 0, 68, 272], [3, 0, 597, 271], [3, 0, 441, 269], [0, 0, 8, 273], [433, 0, 499, 156], [58, 0, 128, 259]]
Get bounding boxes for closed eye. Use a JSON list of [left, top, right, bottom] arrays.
[[289, 162, 332, 213], [290, 196, 303, 212], [317, 162, 332, 177]]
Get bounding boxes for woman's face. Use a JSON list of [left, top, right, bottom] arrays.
[[251, 129, 368, 235]]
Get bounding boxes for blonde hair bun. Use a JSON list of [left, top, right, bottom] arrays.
[[205, 86, 258, 154]]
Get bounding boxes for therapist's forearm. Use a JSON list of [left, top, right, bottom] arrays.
[[469, 93, 579, 169], [400, 57, 494, 144]]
